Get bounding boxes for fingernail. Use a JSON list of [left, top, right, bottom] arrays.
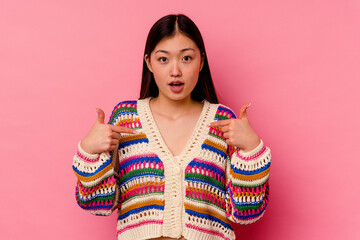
[[95, 107, 98, 113], [247, 103, 251, 108], [133, 130, 138, 133]]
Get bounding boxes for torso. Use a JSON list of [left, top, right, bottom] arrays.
[[146, 99, 202, 240]]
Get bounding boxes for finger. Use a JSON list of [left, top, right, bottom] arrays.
[[239, 103, 251, 119], [225, 139, 233, 146], [223, 132, 229, 139], [221, 125, 230, 132], [110, 138, 119, 145], [111, 125, 137, 134], [95, 107, 105, 124], [111, 132, 121, 140], [109, 144, 118, 151], [209, 119, 231, 128]]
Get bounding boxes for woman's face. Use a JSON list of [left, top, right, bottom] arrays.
[[145, 33, 204, 102]]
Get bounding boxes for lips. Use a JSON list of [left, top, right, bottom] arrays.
[[168, 80, 184, 86], [168, 80, 184, 93]]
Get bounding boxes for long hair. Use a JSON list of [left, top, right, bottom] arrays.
[[139, 14, 218, 103]]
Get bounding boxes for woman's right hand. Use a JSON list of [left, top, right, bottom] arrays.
[[80, 108, 137, 154]]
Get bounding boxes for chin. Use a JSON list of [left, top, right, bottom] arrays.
[[166, 93, 191, 102]]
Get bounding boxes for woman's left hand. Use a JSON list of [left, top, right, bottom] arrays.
[[209, 103, 261, 152]]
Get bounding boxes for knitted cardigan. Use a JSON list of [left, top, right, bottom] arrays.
[[72, 97, 271, 240]]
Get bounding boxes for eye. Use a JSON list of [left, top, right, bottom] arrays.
[[183, 56, 192, 62], [158, 57, 167, 63]]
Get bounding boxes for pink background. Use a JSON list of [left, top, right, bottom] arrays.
[[1, 0, 359, 239]]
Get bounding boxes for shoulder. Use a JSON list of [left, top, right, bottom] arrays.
[[108, 99, 139, 124], [210, 102, 237, 120]]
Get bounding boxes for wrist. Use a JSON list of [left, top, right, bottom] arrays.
[[79, 140, 98, 155], [237, 139, 264, 158], [242, 136, 261, 153], [77, 141, 100, 162]]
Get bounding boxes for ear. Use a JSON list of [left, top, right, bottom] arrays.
[[200, 52, 205, 72], [144, 54, 153, 73]]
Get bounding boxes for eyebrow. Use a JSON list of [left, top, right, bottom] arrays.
[[155, 48, 195, 54]]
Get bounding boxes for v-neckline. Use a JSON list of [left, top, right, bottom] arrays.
[[137, 97, 218, 168]]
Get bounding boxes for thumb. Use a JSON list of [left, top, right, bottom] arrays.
[[239, 102, 251, 119], [95, 107, 105, 124]]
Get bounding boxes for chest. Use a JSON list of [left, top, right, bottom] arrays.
[[151, 113, 200, 156]]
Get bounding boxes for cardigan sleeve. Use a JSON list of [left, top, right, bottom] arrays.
[[225, 139, 271, 224], [72, 142, 119, 216], [215, 104, 271, 224], [72, 106, 120, 216]]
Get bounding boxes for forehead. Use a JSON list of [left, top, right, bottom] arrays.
[[153, 33, 199, 53]]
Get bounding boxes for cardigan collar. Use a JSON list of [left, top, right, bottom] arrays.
[[137, 97, 219, 168]]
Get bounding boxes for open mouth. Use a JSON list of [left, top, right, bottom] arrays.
[[169, 82, 184, 86]]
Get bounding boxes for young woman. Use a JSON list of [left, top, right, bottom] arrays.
[[73, 14, 271, 240]]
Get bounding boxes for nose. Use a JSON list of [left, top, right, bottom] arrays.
[[170, 61, 181, 77]]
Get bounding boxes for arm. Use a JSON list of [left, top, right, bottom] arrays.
[[72, 106, 122, 216], [225, 140, 271, 224], [209, 103, 271, 224], [72, 141, 119, 216]]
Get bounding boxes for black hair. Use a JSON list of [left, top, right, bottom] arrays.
[[139, 14, 218, 103]]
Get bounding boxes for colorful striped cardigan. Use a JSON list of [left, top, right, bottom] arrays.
[[72, 97, 271, 240]]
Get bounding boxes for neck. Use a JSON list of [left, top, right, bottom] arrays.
[[150, 95, 199, 119]]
